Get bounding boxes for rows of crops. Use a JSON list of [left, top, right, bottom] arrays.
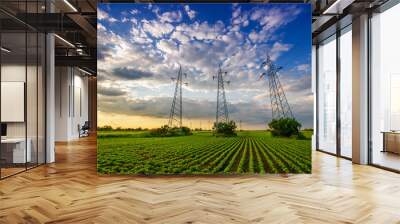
[[97, 131, 311, 174]]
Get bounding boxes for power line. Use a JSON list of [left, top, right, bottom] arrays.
[[259, 55, 294, 120], [213, 64, 230, 123], [168, 65, 188, 127]]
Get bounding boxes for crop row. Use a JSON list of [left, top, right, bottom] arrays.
[[97, 134, 311, 174]]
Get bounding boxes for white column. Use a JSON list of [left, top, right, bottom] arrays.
[[352, 14, 369, 164], [46, 32, 55, 163], [312, 45, 317, 150]]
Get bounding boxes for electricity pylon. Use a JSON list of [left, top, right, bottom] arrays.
[[213, 64, 230, 123], [168, 65, 188, 127], [259, 55, 294, 120]]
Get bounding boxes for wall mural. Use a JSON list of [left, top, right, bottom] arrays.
[[97, 3, 312, 175]]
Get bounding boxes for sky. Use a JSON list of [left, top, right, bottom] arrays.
[[97, 3, 312, 130]]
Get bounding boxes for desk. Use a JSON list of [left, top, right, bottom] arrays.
[[382, 131, 400, 154], [1, 138, 31, 163]]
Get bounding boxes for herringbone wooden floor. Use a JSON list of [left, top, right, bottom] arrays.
[[1, 136, 400, 224]]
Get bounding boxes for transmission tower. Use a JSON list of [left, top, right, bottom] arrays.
[[213, 64, 230, 123], [168, 65, 188, 127], [259, 55, 294, 120]]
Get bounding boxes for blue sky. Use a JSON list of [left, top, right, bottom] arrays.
[[97, 3, 312, 129]]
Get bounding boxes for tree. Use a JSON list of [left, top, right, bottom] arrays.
[[97, 125, 113, 131], [268, 118, 301, 137], [213, 121, 237, 137], [149, 125, 192, 137]]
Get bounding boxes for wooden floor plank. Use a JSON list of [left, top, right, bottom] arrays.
[[0, 136, 400, 223]]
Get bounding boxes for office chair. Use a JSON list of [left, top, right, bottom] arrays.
[[79, 121, 90, 138]]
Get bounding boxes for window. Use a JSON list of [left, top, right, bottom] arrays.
[[317, 35, 337, 154], [339, 26, 352, 158], [370, 3, 400, 171]]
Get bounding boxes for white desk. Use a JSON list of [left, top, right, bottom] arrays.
[[1, 138, 31, 163]]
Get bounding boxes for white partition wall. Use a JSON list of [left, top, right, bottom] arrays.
[[0, 35, 46, 178], [0, 1, 48, 179], [0, 63, 28, 177]]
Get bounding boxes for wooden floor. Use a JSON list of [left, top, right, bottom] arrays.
[[0, 167, 26, 178], [1, 136, 400, 223], [372, 151, 400, 171]]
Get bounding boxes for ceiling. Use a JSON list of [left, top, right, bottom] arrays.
[[0, 0, 97, 74], [1, 0, 394, 74]]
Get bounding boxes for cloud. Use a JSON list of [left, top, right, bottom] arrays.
[[112, 67, 155, 80], [248, 26, 275, 43], [232, 6, 241, 19], [270, 42, 291, 60], [97, 4, 312, 128], [175, 20, 225, 41], [98, 86, 126, 96], [98, 8, 118, 23], [142, 20, 174, 38], [248, 6, 302, 44], [184, 5, 196, 20], [231, 6, 249, 28], [108, 17, 118, 23], [130, 25, 153, 44], [295, 64, 310, 72], [130, 9, 139, 15], [97, 23, 106, 31], [98, 8, 109, 20], [157, 39, 178, 54], [158, 10, 182, 23], [97, 92, 313, 127], [99, 96, 176, 118], [171, 30, 190, 43], [282, 73, 312, 92], [250, 6, 301, 27], [97, 42, 115, 61], [99, 95, 268, 124]]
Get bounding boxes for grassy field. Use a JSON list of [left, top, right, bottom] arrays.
[[97, 130, 312, 175]]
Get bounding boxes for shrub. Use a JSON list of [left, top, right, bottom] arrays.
[[213, 121, 237, 137], [97, 126, 147, 132], [149, 125, 192, 137], [296, 132, 308, 140], [179, 126, 192, 136], [268, 118, 301, 137], [97, 125, 113, 131]]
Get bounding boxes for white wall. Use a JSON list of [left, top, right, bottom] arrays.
[[1, 63, 46, 164], [1, 65, 41, 138], [55, 66, 69, 141], [1, 65, 26, 139], [55, 67, 89, 141], [72, 73, 89, 138]]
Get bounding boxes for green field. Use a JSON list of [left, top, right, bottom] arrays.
[[97, 131, 312, 175]]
